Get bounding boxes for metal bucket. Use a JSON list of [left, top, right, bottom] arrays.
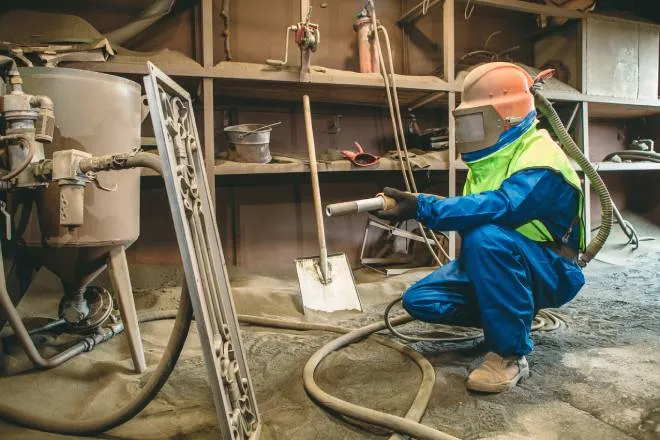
[[224, 124, 272, 163]]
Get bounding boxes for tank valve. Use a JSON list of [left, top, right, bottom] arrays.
[[52, 149, 92, 228]]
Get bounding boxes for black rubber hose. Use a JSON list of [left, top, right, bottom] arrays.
[[384, 298, 482, 343], [532, 89, 612, 267], [0, 136, 34, 182]]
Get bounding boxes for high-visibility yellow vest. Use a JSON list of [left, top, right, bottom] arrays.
[[463, 124, 586, 251]]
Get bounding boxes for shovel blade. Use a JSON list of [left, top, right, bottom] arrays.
[[295, 253, 362, 313]]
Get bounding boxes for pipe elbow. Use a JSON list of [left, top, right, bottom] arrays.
[[31, 95, 54, 111]]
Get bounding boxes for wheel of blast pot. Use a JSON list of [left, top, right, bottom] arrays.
[[58, 286, 114, 333]]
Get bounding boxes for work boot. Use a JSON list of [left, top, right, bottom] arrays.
[[466, 352, 529, 393]]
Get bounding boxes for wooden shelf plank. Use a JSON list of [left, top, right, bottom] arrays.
[[593, 162, 660, 171], [65, 56, 206, 77], [211, 62, 453, 108], [587, 96, 660, 118], [468, 0, 585, 19], [212, 157, 450, 175]]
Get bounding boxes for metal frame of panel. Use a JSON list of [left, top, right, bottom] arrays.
[[143, 62, 261, 440]]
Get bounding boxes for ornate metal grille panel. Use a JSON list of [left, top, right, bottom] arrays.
[[144, 62, 260, 439]]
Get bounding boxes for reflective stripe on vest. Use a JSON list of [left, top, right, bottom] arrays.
[[463, 123, 586, 251]]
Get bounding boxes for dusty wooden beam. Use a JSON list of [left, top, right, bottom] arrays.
[[201, 0, 215, 199], [443, 0, 455, 83], [202, 0, 214, 68]]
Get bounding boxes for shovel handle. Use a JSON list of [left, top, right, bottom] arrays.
[[303, 95, 330, 283]]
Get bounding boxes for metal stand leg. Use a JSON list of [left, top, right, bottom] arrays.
[[108, 246, 146, 373]]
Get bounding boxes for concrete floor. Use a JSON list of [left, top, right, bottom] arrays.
[[0, 216, 659, 440]]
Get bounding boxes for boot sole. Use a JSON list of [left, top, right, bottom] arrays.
[[466, 366, 530, 393]]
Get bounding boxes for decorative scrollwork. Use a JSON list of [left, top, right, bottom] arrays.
[[148, 66, 260, 439]]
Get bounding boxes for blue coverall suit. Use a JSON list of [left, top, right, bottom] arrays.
[[402, 117, 585, 358]]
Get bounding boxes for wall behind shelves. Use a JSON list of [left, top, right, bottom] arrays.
[[219, 0, 405, 72], [0, 2, 198, 60], [128, 173, 450, 273], [212, 101, 446, 158]]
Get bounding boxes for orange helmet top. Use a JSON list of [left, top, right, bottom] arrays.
[[455, 62, 536, 153]]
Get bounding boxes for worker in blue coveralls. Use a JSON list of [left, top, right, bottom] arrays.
[[374, 62, 586, 393]]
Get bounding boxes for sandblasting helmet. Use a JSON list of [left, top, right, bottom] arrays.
[[454, 62, 535, 154]]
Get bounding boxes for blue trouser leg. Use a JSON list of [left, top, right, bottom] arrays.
[[402, 224, 585, 357], [402, 259, 481, 328]]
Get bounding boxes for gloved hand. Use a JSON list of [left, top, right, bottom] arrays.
[[373, 187, 418, 221]]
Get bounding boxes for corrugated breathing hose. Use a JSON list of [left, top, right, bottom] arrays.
[[531, 87, 613, 267]]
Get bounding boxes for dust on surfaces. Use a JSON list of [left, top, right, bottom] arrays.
[[1, 249, 660, 439]]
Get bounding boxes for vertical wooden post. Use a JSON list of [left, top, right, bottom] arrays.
[[579, 19, 588, 95], [443, 0, 455, 84], [201, 0, 215, 200], [444, 0, 457, 258]]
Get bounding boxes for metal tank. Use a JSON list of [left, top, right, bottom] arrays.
[[19, 67, 141, 294]]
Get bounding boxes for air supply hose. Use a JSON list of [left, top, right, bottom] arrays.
[[0, 151, 459, 439], [384, 297, 566, 343], [0, 282, 193, 436], [531, 87, 613, 267], [1, 307, 456, 439], [0, 154, 195, 436]]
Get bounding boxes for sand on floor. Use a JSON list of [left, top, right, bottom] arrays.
[[0, 214, 659, 440]]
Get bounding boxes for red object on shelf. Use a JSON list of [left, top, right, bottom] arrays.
[[341, 142, 380, 167]]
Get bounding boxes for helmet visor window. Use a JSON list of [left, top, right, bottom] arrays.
[[453, 104, 503, 154], [455, 112, 485, 144]]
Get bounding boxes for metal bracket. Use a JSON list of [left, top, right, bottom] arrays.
[[144, 62, 261, 440], [360, 217, 440, 275]]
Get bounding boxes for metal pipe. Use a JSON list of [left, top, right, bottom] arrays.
[[0, 157, 194, 436], [0, 241, 119, 369], [326, 195, 394, 217]]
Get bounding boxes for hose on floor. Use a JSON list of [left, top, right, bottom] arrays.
[[384, 297, 567, 343], [0, 298, 568, 439], [0, 283, 193, 436], [0, 153, 196, 436]]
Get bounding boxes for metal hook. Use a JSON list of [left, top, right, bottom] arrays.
[[464, 0, 475, 20]]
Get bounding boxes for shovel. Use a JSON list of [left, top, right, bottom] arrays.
[[295, 95, 362, 313]]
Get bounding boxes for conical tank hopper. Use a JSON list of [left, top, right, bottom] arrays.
[[18, 67, 141, 294]]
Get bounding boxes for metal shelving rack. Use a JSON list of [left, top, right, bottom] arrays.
[[40, 0, 660, 258]]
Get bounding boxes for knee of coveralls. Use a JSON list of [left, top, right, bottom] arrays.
[[401, 260, 481, 327], [461, 224, 535, 357]]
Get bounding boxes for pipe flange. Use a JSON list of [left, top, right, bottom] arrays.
[[58, 286, 114, 333]]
